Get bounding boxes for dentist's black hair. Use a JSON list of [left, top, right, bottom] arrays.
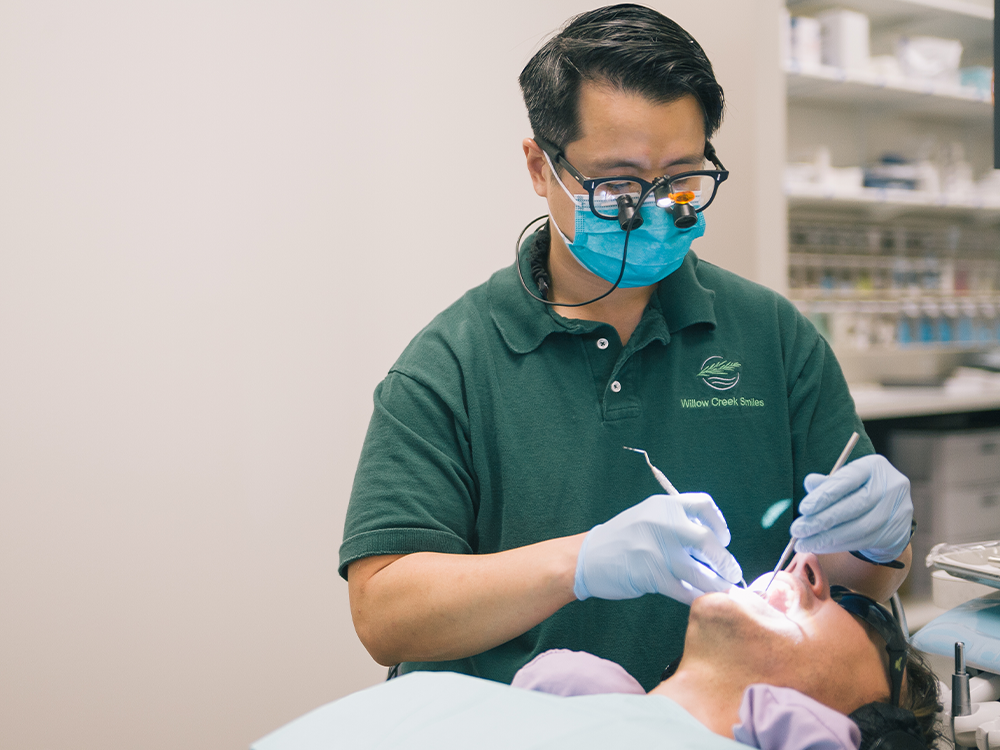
[[518, 3, 725, 150]]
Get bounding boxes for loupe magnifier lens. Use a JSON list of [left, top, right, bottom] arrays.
[[656, 187, 698, 227], [615, 195, 643, 230], [593, 180, 643, 218], [671, 202, 698, 228], [655, 174, 716, 228]]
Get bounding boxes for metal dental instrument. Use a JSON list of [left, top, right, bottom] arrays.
[[624, 446, 748, 589], [624, 446, 680, 495], [763, 431, 860, 593]]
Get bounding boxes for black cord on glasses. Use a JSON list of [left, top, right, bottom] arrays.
[[514, 216, 630, 308]]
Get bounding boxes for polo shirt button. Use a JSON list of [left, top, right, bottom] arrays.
[[610, 380, 622, 393], [597, 337, 609, 350]]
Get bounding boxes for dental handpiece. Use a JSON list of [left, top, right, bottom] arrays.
[[953, 641, 972, 718], [952, 641, 973, 748], [763, 431, 860, 593], [624, 446, 747, 589]]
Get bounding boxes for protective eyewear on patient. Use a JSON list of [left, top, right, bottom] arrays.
[[830, 585, 908, 708], [533, 134, 729, 222]]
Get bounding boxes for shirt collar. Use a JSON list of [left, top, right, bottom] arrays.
[[489, 235, 716, 355], [655, 250, 717, 334]]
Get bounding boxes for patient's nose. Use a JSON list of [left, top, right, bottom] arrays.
[[784, 552, 825, 595]]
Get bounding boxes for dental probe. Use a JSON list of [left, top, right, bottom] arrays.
[[623, 446, 680, 495], [763, 431, 861, 594], [624, 446, 748, 589]]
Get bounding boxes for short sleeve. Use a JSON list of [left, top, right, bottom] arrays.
[[339, 367, 477, 579]]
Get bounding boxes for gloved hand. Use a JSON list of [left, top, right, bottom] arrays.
[[790, 454, 913, 563], [574, 493, 743, 605]]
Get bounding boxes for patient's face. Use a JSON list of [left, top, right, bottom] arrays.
[[687, 553, 891, 715]]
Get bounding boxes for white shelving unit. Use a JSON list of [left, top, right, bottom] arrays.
[[787, 0, 992, 42], [787, 186, 1000, 221], [784, 0, 999, 397], [787, 63, 992, 119]]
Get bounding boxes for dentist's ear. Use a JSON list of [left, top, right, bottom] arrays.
[[523, 138, 550, 198]]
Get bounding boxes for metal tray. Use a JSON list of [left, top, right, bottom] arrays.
[[926, 540, 1000, 590]]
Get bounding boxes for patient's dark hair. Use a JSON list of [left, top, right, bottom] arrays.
[[850, 649, 945, 750], [518, 3, 724, 149]]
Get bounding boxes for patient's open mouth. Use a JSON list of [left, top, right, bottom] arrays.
[[729, 583, 783, 618], [766, 587, 792, 614], [730, 573, 807, 642], [745, 573, 799, 615]]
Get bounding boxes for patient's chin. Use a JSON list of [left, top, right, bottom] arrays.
[[686, 594, 797, 678], [690, 590, 767, 638]]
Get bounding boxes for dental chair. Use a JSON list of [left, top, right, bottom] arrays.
[[908, 541, 1000, 750]]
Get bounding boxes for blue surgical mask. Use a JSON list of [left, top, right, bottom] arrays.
[[546, 153, 706, 288]]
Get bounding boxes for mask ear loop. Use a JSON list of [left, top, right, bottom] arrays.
[[515, 156, 660, 307]]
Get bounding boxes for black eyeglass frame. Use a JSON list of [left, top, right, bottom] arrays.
[[533, 133, 730, 220], [830, 585, 909, 708]]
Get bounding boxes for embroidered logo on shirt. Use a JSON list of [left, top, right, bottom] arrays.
[[696, 356, 741, 391]]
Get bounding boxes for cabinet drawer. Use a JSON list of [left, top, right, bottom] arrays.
[[933, 483, 1000, 540], [938, 431, 1000, 488]]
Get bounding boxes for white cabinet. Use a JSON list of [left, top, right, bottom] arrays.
[[891, 427, 1000, 595]]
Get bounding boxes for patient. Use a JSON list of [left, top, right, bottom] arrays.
[[514, 552, 941, 749], [252, 554, 941, 750]]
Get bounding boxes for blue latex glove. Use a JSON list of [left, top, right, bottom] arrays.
[[574, 493, 743, 605], [790, 454, 913, 563]]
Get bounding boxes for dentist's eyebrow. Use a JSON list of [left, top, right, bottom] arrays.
[[589, 151, 706, 174]]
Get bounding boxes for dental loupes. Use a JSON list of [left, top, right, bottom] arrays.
[[623, 446, 748, 589], [763, 431, 861, 593]]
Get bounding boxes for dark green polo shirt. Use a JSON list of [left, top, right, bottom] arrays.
[[340, 243, 871, 690]]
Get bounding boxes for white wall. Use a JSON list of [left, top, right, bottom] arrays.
[[0, 2, 783, 748]]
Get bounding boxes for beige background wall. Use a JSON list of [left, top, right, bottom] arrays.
[[0, 2, 783, 748]]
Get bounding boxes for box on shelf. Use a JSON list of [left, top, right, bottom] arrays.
[[790, 15, 822, 69], [818, 9, 870, 71], [897, 36, 963, 86]]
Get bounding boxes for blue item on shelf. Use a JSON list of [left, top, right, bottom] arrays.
[[897, 318, 913, 345], [960, 66, 993, 98], [864, 155, 920, 191], [958, 317, 974, 342], [919, 316, 936, 343], [940, 318, 954, 343]]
